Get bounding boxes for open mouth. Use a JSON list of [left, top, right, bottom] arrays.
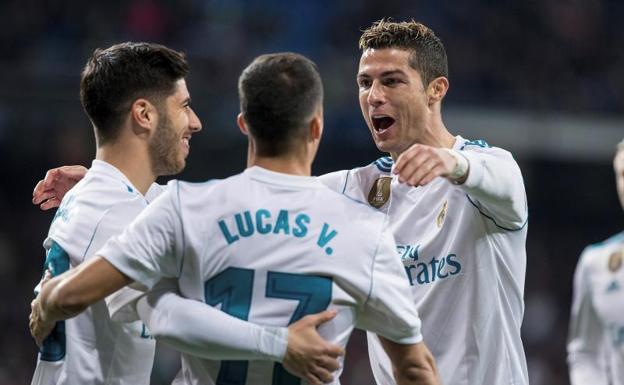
[[371, 115, 396, 132]]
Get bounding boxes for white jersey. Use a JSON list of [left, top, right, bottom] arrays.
[[31, 160, 158, 385], [321, 136, 529, 385], [568, 232, 624, 385], [99, 166, 423, 385]]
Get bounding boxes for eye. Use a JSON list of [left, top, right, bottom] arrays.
[[383, 78, 400, 86], [358, 78, 371, 89]]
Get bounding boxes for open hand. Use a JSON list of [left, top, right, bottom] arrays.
[[282, 310, 345, 384]]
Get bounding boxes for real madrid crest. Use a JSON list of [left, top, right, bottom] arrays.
[[368, 177, 392, 209], [608, 250, 623, 272], [436, 201, 448, 228]]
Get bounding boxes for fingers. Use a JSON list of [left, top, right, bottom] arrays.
[[32, 180, 46, 203], [61, 165, 88, 180], [305, 366, 334, 385], [40, 197, 61, 211], [394, 144, 456, 186], [305, 309, 337, 327], [42, 169, 60, 190], [323, 342, 345, 358], [316, 354, 341, 371]]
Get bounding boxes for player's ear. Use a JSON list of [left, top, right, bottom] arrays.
[[309, 107, 323, 141], [427, 77, 449, 105], [237, 113, 249, 136], [130, 98, 158, 137]]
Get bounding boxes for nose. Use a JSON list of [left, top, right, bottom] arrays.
[[189, 108, 202, 132], [367, 80, 386, 107]]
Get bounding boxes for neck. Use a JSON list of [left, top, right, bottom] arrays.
[[95, 140, 156, 195], [247, 141, 312, 176], [390, 117, 456, 160]]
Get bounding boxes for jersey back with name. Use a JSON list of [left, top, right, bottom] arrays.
[[31, 160, 156, 385], [103, 166, 422, 385]]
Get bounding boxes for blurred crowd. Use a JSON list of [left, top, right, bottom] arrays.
[[0, 0, 622, 384]]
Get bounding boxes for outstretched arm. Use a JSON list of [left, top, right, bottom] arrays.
[[30, 256, 131, 345], [394, 143, 527, 229], [136, 284, 343, 384]]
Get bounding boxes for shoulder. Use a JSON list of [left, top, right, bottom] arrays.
[[320, 157, 393, 195], [48, 172, 146, 258], [579, 232, 624, 271], [458, 136, 517, 161]]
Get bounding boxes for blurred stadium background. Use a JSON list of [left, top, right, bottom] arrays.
[[1, 0, 623, 384]]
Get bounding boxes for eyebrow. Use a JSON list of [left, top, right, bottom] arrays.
[[182, 97, 191, 105], [357, 69, 407, 79]]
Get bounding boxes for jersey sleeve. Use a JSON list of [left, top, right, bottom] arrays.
[[135, 279, 288, 362], [459, 145, 528, 231], [318, 170, 350, 194], [567, 248, 609, 385], [97, 183, 184, 291], [356, 225, 423, 344]]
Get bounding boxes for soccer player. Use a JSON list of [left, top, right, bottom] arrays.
[[567, 139, 624, 385], [30, 52, 441, 385], [319, 20, 529, 385], [29, 43, 343, 385]]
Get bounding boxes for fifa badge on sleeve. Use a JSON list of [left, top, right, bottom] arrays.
[[368, 177, 392, 209]]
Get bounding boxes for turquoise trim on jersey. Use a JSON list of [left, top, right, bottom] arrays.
[[465, 194, 528, 232], [586, 231, 624, 250], [40, 240, 70, 361], [373, 156, 393, 173], [341, 170, 351, 194], [460, 139, 490, 150]]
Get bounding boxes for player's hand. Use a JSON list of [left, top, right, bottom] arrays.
[[282, 310, 345, 385], [29, 298, 55, 347], [393, 144, 460, 186], [32, 165, 88, 210]]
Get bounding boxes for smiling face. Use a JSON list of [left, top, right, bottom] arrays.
[[149, 79, 202, 176], [357, 48, 431, 157]]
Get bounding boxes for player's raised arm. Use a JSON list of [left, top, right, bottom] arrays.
[[394, 142, 527, 230]]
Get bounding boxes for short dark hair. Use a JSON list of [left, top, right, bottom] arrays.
[[359, 19, 448, 87], [238, 52, 323, 157], [80, 42, 189, 145]]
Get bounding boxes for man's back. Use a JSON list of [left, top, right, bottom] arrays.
[[102, 166, 423, 385]]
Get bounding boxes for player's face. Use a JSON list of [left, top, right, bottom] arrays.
[[149, 79, 202, 176], [357, 48, 429, 157], [614, 149, 624, 210]]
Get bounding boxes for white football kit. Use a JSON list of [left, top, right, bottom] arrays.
[[320, 136, 529, 385], [568, 232, 624, 385], [31, 160, 158, 385], [98, 166, 423, 385]]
